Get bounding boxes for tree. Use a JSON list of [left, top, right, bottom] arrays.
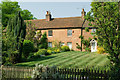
[[1, 0, 36, 28], [25, 21, 36, 41], [1, 1, 21, 28], [21, 10, 37, 20], [4, 11, 26, 63], [38, 32, 48, 49], [23, 40, 34, 58], [76, 35, 91, 52], [25, 21, 42, 48], [85, 2, 120, 79]]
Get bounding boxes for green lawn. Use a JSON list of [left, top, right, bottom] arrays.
[[16, 51, 110, 69]]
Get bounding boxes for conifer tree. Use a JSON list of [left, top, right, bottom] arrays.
[[5, 11, 26, 63]]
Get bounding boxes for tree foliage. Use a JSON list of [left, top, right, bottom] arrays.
[[22, 40, 34, 58], [25, 21, 36, 41], [38, 32, 48, 49], [1, 0, 36, 28], [85, 1, 120, 69], [1, 1, 21, 28], [3, 11, 26, 64], [21, 10, 37, 20], [76, 36, 91, 52]]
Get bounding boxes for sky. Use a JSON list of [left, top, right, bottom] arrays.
[[18, 2, 92, 19]]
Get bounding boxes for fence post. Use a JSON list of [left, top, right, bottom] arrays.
[[75, 69, 76, 80], [88, 69, 90, 80], [107, 70, 109, 79], [64, 68, 66, 79], [94, 70, 97, 79], [71, 68, 73, 79], [80, 69, 82, 80], [104, 70, 107, 80], [91, 69, 93, 79], [77, 69, 79, 80], [100, 70, 103, 79]]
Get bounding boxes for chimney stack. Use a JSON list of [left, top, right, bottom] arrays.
[[46, 11, 51, 21], [81, 9, 86, 19]]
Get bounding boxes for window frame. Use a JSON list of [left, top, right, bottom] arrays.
[[48, 30, 53, 36], [60, 42, 65, 46], [67, 29, 72, 36], [48, 42, 52, 48], [91, 29, 96, 33], [67, 42, 72, 50]]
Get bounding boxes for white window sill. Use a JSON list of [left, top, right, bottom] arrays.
[[48, 36, 53, 37]]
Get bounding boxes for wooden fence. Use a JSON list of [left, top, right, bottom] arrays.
[[1, 66, 109, 80]]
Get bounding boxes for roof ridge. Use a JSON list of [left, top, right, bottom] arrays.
[[25, 16, 82, 21]]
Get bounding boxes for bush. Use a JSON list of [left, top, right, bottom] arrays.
[[47, 47, 61, 54], [85, 47, 90, 52], [47, 49, 52, 54], [27, 52, 36, 60], [97, 47, 105, 54], [39, 32, 48, 49], [2, 51, 8, 64], [54, 48, 60, 53], [23, 40, 34, 58], [5, 50, 19, 64], [34, 49, 49, 57], [32, 64, 63, 80], [61, 45, 70, 52]]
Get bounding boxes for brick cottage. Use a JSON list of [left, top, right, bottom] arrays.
[[27, 9, 97, 52]]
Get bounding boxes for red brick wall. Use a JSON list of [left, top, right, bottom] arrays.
[[40, 29, 82, 51], [82, 29, 94, 51], [39, 28, 93, 51], [83, 29, 94, 39]]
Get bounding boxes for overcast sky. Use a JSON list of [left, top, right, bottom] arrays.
[[18, 2, 92, 19]]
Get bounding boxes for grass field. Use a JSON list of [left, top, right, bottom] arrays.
[[16, 51, 110, 70]]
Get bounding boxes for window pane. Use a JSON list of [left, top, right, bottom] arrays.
[[48, 42, 52, 48], [60, 42, 64, 46], [67, 42, 72, 49], [48, 30, 53, 36], [67, 30, 72, 36], [91, 29, 96, 33]]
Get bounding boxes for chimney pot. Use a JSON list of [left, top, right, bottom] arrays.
[[46, 11, 51, 21], [47, 11, 49, 14], [81, 8, 86, 20], [82, 9, 84, 11]]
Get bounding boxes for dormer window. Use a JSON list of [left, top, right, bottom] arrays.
[[48, 30, 53, 36]]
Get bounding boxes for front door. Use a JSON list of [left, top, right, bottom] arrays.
[[90, 40, 97, 52]]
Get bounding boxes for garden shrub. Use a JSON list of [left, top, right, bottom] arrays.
[[4, 50, 19, 64], [109, 65, 120, 80], [38, 32, 48, 49], [23, 40, 34, 58], [27, 52, 36, 60], [61, 45, 70, 52], [97, 47, 105, 54], [54, 48, 60, 53], [47, 47, 61, 54], [2, 51, 8, 64], [47, 49, 52, 54], [53, 40, 61, 49], [32, 64, 63, 80], [34, 49, 49, 57]]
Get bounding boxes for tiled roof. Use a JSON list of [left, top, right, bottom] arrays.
[[25, 16, 92, 30]]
